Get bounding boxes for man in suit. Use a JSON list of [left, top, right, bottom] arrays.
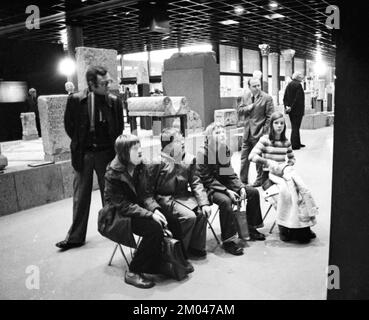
[[238, 77, 274, 187], [26, 88, 41, 137], [283, 71, 306, 150], [56, 66, 124, 250]]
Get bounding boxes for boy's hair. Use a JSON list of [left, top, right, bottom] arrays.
[[85, 66, 108, 89], [204, 122, 224, 144], [115, 134, 140, 165], [160, 127, 181, 150], [269, 111, 287, 142]]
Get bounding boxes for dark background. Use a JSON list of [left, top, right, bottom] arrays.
[[0, 38, 65, 142]]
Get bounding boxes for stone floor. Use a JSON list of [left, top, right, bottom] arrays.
[[0, 126, 333, 300]]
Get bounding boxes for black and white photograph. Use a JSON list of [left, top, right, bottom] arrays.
[[0, 0, 368, 305]]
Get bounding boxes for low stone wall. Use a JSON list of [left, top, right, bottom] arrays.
[[0, 161, 99, 216]]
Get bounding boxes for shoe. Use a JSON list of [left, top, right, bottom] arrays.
[[300, 144, 306, 148], [55, 240, 84, 250], [249, 229, 266, 241], [124, 271, 155, 289], [184, 260, 194, 273], [222, 241, 244, 256], [278, 226, 291, 242], [188, 247, 207, 257], [292, 146, 300, 150], [309, 230, 317, 239]]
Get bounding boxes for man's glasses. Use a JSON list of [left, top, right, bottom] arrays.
[[98, 80, 113, 87]]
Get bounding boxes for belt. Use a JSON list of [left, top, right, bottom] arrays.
[[85, 144, 111, 152]]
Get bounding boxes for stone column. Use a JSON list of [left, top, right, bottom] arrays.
[[258, 44, 270, 93], [269, 52, 279, 105], [66, 25, 83, 90], [281, 49, 295, 80]]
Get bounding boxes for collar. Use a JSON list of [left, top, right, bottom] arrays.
[[110, 156, 126, 172]]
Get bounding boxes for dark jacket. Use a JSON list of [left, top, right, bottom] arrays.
[[283, 79, 305, 118], [237, 90, 274, 141], [64, 89, 124, 171], [102, 156, 153, 248], [142, 152, 210, 213], [26, 95, 38, 114], [197, 142, 243, 200]]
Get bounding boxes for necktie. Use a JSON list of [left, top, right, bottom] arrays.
[[89, 92, 95, 132], [252, 96, 255, 103]]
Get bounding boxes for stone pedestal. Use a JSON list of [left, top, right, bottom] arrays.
[[162, 51, 220, 128], [38, 95, 71, 162], [20, 112, 39, 141], [75, 47, 118, 92], [214, 109, 237, 127], [281, 49, 295, 80]]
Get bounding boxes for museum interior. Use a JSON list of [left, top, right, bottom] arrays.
[[0, 0, 368, 300]]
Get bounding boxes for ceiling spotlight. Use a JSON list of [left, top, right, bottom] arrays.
[[220, 19, 239, 25], [58, 57, 76, 77], [269, 1, 279, 9], [315, 32, 322, 38], [234, 6, 244, 15]]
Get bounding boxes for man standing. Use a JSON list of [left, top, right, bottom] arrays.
[[26, 88, 41, 137], [238, 77, 274, 187], [64, 81, 75, 95], [56, 66, 123, 250], [283, 71, 306, 150]]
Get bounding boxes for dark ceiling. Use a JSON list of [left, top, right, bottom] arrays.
[[0, 0, 336, 61]]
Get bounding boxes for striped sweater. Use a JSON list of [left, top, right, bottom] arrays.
[[249, 135, 296, 169]]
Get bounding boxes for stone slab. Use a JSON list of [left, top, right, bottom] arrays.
[[75, 47, 118, 92], [20, 112, 38, 140], [14, 165, 65, 211], [38, 95, 71, 162], [214, 108, 237, 127], [0, 173, 19, 216], [163, 52, 220, 128]]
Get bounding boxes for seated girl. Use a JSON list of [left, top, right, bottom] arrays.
[[197, 122, 265, 256], [102, 134, 169, 289], [249, 111, 318, 244]]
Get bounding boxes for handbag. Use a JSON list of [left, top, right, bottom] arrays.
[[235, 199, 250, 240], [160, 228, 188, 281]]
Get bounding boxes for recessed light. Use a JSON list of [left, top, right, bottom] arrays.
[[264, 13, 285, 19], [234, 6, 244, 15], [315, 32, 322, 38], [269, 1, 279, 9], [162, 35, 170, 40], [220, 19, 239, 25], [220, 39, 230, 43]]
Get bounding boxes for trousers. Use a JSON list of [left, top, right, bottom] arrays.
[[66, 149, 114, 243], [130, 218, 164, 274], [212, 186, 263, 241]]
